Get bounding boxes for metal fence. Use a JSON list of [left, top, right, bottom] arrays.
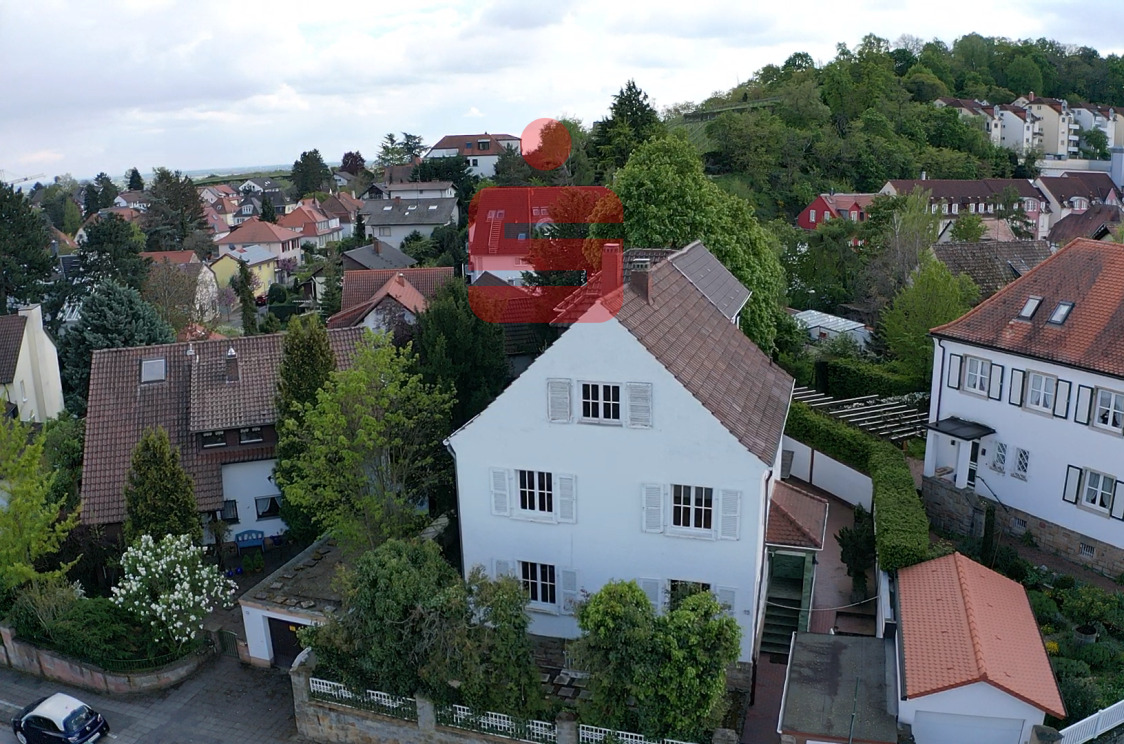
[[1060, 698, 1124, 744], [436, 703, 557, 743], [308, 677, 418, 721], [578, 724, 695, 744]]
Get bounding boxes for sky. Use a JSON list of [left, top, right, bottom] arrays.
[[3, 0, 1123, 183]]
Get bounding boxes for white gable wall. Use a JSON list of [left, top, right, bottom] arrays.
[[898, 681, 1045, 744], [449, 317, 774, 662], [220, 459, 285, 539]]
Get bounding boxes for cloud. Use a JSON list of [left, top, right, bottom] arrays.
[[17, 150, 65, 166], [465, 107, 485, 118]]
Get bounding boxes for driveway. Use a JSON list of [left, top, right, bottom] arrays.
[[0, 655, 310, 744]]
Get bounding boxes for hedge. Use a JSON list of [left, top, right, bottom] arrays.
[[820, 358, 925, 399], [268, 302, 301, 322], [784, 402, 930, 572]]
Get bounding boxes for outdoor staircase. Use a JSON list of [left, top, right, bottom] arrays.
[[760, 577, 803, 658]]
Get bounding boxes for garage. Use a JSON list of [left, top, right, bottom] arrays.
[[911, 711, 1023, 744]]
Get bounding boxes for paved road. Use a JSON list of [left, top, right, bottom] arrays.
[[0, 655, 311, 744]]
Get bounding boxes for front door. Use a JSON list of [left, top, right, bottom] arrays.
[[967, 441, 980, 488], [268, 617, 308, 669]]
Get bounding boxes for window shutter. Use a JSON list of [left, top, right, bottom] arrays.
[[547, 379, 572, 423], [639, 578, 663, 611], [626, 382, 653, 429], [557, 474, 577, 524], [716, 587, 737, 616], [1062, 465, 1082, 504], [1053, 380, 1072, 419], [642, 484, 664, 533], [490, 468, 510, 516], [1113, 482, 1124, 521], [719, 489, 741, 540], [1076, 385, 1094, 425], [988, 364, 1004, 401], [560, 569, 579, 614], [1008, 369, 1024, 406], [947, 354, 962, 389], [494, 559, 515, 578]]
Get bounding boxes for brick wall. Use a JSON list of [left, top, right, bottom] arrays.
[[921, 476, 1124, 576]]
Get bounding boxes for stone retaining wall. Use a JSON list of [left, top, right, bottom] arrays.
[[921, 476, 1124, 576], [0, 624, 213, 694]]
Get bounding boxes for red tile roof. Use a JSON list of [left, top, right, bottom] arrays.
[[215, 217, 302, 245], [340, 267, 456, 310], [898, 553, 1064, 718], [430, 133, 519, 158], [884, 179, 1048, 206], [932, 238, 1124, 377], [141, 250, 198, 265], [767, 481, 829, 549], [327, 274, 431, 329]]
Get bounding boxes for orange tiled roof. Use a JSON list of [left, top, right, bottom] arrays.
[[215, 217, 302, 245], [141, 250, 198, 265], [327, 273, 430, 329], [766, 481, 829, 549], [340, 267, 455, 310], [898, 553, 1065, 718]]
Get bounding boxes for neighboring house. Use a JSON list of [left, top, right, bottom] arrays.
[[75, 207, 143, 244], [996, 104, 1036, 155], [880, 179, 1052, 241], [198, 184, 238, 205], [358, 197, 458, 249], [365, 181, 456, 200], [1047, 204, 1123, 248], [277, 200, 342, 250], [779, 553, 1064, 744], [930, 240, 1052, 300], [332, 170, 356, 190], [445, 242, 794, 664], [0, 306, 64, 423], [1071, 104, 1124, 151], [425, 133, 521, 177], [470, 272, 540, 377], [934, 97, 1002, 146], [140, 250, 200, 265], [240, 177, 283, 194], [792, 308, 872, 347], [318, 192, 364, 239], [340, 242, 416, 271], [142, 251, 219, 323], [381, 163, 418, 184], [233, 194, 262, 225], [326, 271, 433, 334], [922, 238, 1124, 575], [210, 245, 278, 294], [1035, 172, 1122, 228], [113, 190, 152, 211], [1012, 93, 1078, 160], [795, 193, 878, 230], [209, 195, 242, 227], [203, 207, 231, 241], [338, 267, 455, 313], [215, 218, 303, 264], [79, 330, 365, 539]]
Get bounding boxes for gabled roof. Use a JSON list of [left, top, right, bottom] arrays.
[[215, 218, 303, 245], [116, 190, 151, 205], [81, 329, 365, 525], [884, 179, 1047, 205], [141, 250, 199, 265], [358, 197, 458, 226], [214, 245, 276, 267], [1067, 171, 1122, 202], [931, 240, 1052, 299], [378, 180, 454, 192], [341, 242, 417, 271], [428, 133, 519, 157], [81, 207, 141, 230], [340, 267, 455, 310], [0, 314, 27, 384], [932, 238, 1124, 377], [898, 553, 1065, 719], [472, 271, 512, 287], [819, 192, 878, 216], [1048, 204, 1122, 246], [999, 104, 1028, 121], [1037, 176, 1106, 205], [327, 273, 430, 329], [668, 241, 751, 319], [766, 481, 829, 549]]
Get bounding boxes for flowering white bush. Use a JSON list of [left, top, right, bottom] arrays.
[[111, 534, 238, 651]]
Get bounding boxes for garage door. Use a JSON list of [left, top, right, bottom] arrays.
[[912, 711, 1022, 744]]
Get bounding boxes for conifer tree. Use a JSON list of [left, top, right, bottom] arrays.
[[231, 259, 258, 335], [123, 426, 202, 545]]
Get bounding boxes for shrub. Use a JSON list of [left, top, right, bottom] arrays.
[[1054, 575, 1077, 590], [1056, 676, 1101, 723], [992, 545, 1030, 582], [8, 578, 83, 644], [1059, 585, 1116, 627], [869, 443, 930, 571], [50, 598, 150, 661], [822, 357, 924, 399], [1072, 639, 1122, 671], [1028, 590, 1059, 625], [267, 283, 289, 305], [1050, 657, 1091, 678]]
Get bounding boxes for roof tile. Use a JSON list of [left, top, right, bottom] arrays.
[[767, 481, 829, 549], [931, 240, 1052, 299], [0, 315, 27, 384]]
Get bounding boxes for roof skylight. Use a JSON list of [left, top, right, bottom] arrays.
[[1018, 296, 1042, 320], [140, 358, 166, 383], [1047, 301, 1074, 325]]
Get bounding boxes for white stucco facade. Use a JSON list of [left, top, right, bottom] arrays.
[[368, 221, 448, 250], [1, 305, 64, 423], [219, 459, 286, 538], [925, 337, 1124, 549], [897, 679, 1045, 744], [447, 317, 775, 663], [240, 602, 317, 667]]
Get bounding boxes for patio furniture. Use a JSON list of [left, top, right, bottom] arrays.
[[235, 529, 265, 556]]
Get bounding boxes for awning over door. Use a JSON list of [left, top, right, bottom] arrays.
[[926, 416, 995, 441]]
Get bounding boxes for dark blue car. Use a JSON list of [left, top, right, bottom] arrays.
[[11, 693, 109, 744]]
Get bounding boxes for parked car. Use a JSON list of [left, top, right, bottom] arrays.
[[11, 693, 110, 744]]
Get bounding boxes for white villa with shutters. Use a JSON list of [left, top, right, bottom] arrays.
[[445, 243, 794, 663]]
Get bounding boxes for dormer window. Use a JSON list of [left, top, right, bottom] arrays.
[[239, 427, 263, 444], [202, 431, 226, 448], [140, 358, 166, 383], [1018, 296, 1042, 319], [1047, 302, 1074, 325]]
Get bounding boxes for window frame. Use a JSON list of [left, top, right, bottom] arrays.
[[519, 561, 557, 610], [517, 469, 554, 517], [201, 430, 226, 448], [1093, 388, 1124, 432], [990, 442, 1007, 473], [221, 499, 240, 523], [1025, 372, 1057, 413], [378, 226, 392, 237], [1013, 448, 1031, 481], [670, 484, 715, 535], [1083, 468, 1116, 514], [579, 381, 622, 425], [963, 356, 991, 396], [255, 495, 282, 520], [239, 427, 263, 444]]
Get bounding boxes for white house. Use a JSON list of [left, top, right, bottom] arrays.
[[922, 237, 1124, 575], [426, 133, 520, 177], [445, 242, 794, 663], [366, 181, 456, 200], [358, 197, 459, 250], [0, 305, 64, 423]]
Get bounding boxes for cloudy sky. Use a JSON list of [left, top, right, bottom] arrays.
[[2, 0, 1122, 183]]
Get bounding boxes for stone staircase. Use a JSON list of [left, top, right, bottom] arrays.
[[760, 577, 803, 657]]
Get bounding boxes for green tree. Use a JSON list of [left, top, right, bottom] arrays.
[[610, 135, 786, 351], [93, 172, 119, 211], [231, 259, 259, 335], [142, 259, 200, 332], [412, 156, 478, 218], [1079, 126, 1110, 160], [949, 214, 987, 242], [41, 412, 85, 513], [58, 281, 174, 415], [61, 197, 83, 236], [0, 183, 53, 312], [126, 167, 145, 191], [273, 314, 337, 545], [75, 213, 149, 291], [990, 185, 1035, 239], [123, 427, 202, 545], [318, 245, 343, 320], [835, 504, 876, 597], [260, 194, 277, 223], [354, 212, 366, 242], [414, 279, 508, 430], [259, 312, 282, 333], [0, 417, 79, 592], [590, 80, 665, 178], [860, 188, 941, 312], [143, 168, 206, 251], [291, 149, 332, 197], [340, 151, 366, 175], [881, 256, 978, 385], [1006, 55, 1044, 94], [279, 333, 453, 555], [903, 64, 949, 102]]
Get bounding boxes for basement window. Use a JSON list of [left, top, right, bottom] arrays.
[[1080, 543, 1096, 558], [1047, 301, 1074, 325]]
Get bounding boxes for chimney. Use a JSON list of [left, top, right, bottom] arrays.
[[629, 262, 652, 305], [920, 170, 928, 181], [225, 346, 239, 383], [602, 242, 623, 293], [394, 196, 401, 206], [374, 242, 381, 254], [396, 272, 405, 286]]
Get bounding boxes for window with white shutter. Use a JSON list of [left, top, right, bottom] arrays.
[[547, 379, 572, 423], [642, 484, 664, 533], [719, 490, 742, 540], [490, 468, 510, 516], [626, 383, 653, 429], [639, 578, 663, 612], [560, 569, 579, 614], [556, 474, 576, 523]]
